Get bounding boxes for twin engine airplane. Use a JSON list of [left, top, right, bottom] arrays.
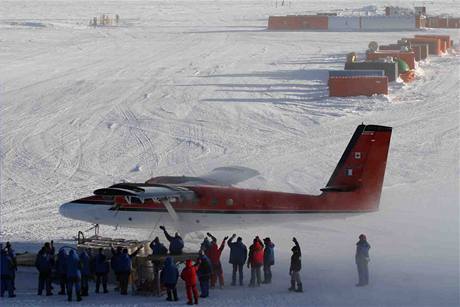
[[59, 124, 392, 234]]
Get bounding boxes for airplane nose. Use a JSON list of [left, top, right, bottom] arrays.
[[59, 202, 77, 219]]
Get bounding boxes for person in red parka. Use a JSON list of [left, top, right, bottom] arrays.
[[205, 232, 228, 289], [181, 259, 199, 305], [247, 236, 264, 287]]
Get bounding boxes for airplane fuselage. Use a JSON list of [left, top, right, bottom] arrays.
[[59, 124, 392, 233]]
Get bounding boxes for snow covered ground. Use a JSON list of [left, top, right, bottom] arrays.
[[1, 0, 459, 306]]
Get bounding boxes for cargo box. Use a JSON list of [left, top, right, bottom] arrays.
[[267, 15, 328, 30], [328, 70, 384, 77], [361, 16, 416, 30], [410, 44, 429, 60], [328, 16, 360, 31], [329, 76, 388, 97], [415, 34, 451, 49], [344, 62, 398, 82], [366, 51, 416, 70], [402, 37, 441, 55]]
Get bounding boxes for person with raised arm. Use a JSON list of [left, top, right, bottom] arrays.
[[160, 226, 184, 255], [227, 234, 247, 286], [206, 232, 228, 288]]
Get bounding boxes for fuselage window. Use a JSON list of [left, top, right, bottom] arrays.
[[226, 199, 234, 206], [355, 152, 361, 159], [211, 198, 218, 206], [346, 168, 353, 176]]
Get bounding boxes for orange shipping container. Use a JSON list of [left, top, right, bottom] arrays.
[[328, 76, 388, 97], [404, 37, 441, 55], [366, 51, 416, 70], [415, 34, 451, 49]]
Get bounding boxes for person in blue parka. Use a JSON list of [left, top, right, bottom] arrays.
[[56, 249, 68, 295], [94, 248, 109, 293], [35, 246, 54, 296], [66, 250, 82, 302], [227, 234, 247, 286], [1, 247, 16, 298], [263, 237, 275, 284], [355, 234, 371, 287], [150, 237, 168, 256], [117, 249, 132, 295], [160, 226, 184, 255], [79, 250, 90, 296], [160, 256, 179, 301]]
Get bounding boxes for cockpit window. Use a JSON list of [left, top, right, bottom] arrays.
[[130, 196, 143, 204], [131, 196, 142, 204]]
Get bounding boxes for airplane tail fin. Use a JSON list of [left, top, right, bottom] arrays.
[[321, 124, 392, 210]]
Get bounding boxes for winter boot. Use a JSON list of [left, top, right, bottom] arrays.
[[166, 290, 172, 301], [288, 280, 296, 291], [295, 283, 303, 293]]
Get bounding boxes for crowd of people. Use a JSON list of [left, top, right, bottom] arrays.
[[0, 229, 372, 304]]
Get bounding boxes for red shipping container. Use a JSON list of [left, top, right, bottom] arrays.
[[366, 51, 416, 70], [268, 15, 328, 30], [328, 76, 388, 97], [299, 15, 328, 29], [438, 18, 448, 28], [415, 34, 451, 49], [285, 15, 302, 30], [268, 16, 289, 30], [447, 18, 460, 28]]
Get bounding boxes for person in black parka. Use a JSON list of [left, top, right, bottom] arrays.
[[5, 242, 17, 292], [94, 248, 109, 293], [196, 250, 212, 298], [35, 246, 54, 296], [355, 234, 371, 287], [227, 234, 247, 286], [110, 246, 123, 291], [1, 247, 16, 298], [289, 237, 302, 293], [79, 250, 91, 296]]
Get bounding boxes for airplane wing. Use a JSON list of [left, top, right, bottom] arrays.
[[145, 166, 260, 186], [199, 166, 260, 186]]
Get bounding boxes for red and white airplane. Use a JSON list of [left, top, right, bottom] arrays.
[[59, 124, 392, 233]]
